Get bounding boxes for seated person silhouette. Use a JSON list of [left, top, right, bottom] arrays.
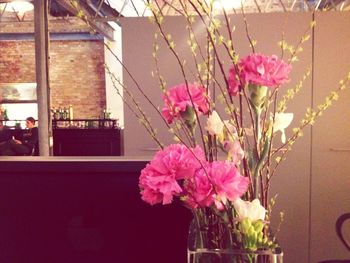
[[0, 121, 12, 152], [0, 117, 38, 156]]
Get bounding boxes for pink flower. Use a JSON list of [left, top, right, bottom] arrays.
[[153, 144, 205, 180], [239, 54, 292, 87], [183, 168, 215, 209], [161, 83, 209, 124], [184, 161, 249, 209], [228, 66, 242, 96], [139, 164, 182, 205], [210, 161, 249, 207], [139, 144, 205, 205]]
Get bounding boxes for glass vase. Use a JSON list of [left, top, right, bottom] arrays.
[[187, 215, 283, 263]]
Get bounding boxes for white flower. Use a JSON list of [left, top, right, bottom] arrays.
[[224, 140, 244, 165], [273, 113, 294, 143], [233, 198, 266, 222], [223, 120, 236, 135], [205, 111, 224, 136]]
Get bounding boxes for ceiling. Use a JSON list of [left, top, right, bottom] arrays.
[[0, 0, 349, 21], [102, 0, 350, 15], [0, 0, 348, 40], [0, 0, 349, 18]]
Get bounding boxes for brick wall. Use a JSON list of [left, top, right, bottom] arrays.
[[0, 41, 36, 83], [0, 14, 106, 118], [50, 40, 106, 118]]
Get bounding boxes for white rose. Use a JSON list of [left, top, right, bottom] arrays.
[[233, 198, 266, 222]]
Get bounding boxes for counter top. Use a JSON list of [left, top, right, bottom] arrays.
[[0, 156, 149, 173], [0, 156, 150, 162]]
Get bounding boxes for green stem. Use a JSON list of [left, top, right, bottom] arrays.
[[253, 107, 261, 199], [254, 134, 271, 200], [193, 210, 205, 248], [254, 107, 262, 146]]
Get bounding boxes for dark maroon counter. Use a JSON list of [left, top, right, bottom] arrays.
[[52, 128, 124, 156], [0, 157, 191, 263]]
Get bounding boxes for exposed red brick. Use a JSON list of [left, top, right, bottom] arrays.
[[0, 16, 106, 119]]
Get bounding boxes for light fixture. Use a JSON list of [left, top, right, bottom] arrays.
[[0, 0, 34, 17]]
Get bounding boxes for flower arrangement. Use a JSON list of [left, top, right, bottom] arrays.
[[67, 0, 350, 261], [139, 53, 294, 254], [132, 2, 350, 261]]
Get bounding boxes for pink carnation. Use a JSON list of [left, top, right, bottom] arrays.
[[184, 161, 249, 209], [139, 144, 205, 205], [228, 66, 242, 96], [239, 54, 292, 87], [183, 165, 215, 209], [210, 161, 249, 205], [161, 83, 209, 124], [139, 164, 182, 205]]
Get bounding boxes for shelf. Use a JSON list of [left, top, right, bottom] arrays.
[[52, 119, 119, 129]]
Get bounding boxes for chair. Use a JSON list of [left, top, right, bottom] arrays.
[[33, 142, 39, 156], [23, 143, 38, 156], [22, 143, 39, 156], [318, 213, 350, 263], [23, 147, 35, 156], [337, 213, 350, 252]]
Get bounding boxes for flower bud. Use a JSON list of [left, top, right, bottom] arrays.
[[180, 105, 196, 123], [240, 218, 252, 233], [253, 220, 264, 233], [257, 232, 263, 244], [248, 84, 268, 109], [233, 198, 266, 222]]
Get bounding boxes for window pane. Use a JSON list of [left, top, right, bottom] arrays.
[[2, 103, 38, 128]]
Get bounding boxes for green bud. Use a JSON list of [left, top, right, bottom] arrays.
[[180, 105, 196, 123], [263, 236, 268, 244], [257, 232, 263, 244], [240, 218, 252, 233], [180, 105, 197, 131], [253, 220, 264, 233], [252, 230, 258, 243], [248, 225, 255, 236], [248, 84, 268, 109]]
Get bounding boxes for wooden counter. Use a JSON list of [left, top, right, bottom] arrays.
[[52, 128, 124, 156], [0, 157, 191, 263]]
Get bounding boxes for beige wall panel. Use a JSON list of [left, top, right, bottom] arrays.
[[120, 17, 210, 156], [311, 12, 350, 263]]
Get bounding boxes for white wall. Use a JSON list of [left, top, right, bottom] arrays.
[[104, 24, 124, 128]]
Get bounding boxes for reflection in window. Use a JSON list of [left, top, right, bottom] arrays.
[[2, 103, 38, 129]]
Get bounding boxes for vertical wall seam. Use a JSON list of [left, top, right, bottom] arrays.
[[308, 11, 316, 263]]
